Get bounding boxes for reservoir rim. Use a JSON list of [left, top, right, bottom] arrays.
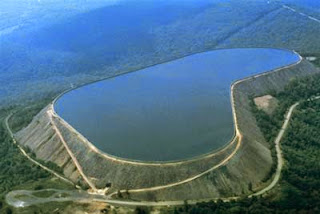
[[51, 47, 302, 164]]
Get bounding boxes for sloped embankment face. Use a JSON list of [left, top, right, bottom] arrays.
[[14, 105, 238, 192], [14, 107, 82, 182], [124, 60, 320, 201], [14, 60, 320, 200]]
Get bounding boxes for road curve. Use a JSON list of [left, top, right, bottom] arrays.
[[251, 95, 320, 197], [251, 102, 299, 196]]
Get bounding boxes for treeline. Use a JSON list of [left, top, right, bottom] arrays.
[[253, 73, 320, 144], [163, 73, 320, 213], [0, 101, 73, 213], [0, 109, 51, 213], [0, 110, 52, 195], [8, 97, 52, 133], [280, 100, 320, 210]]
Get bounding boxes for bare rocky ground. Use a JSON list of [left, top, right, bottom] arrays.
[[254, 95, 279, 115]]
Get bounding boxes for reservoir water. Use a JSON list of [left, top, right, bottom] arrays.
[[55, 48, 299, 161]]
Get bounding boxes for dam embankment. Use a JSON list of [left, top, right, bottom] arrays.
[[14, 55, 319, 200]]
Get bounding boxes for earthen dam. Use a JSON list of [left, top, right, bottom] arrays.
[[14, 48, 320, 201]]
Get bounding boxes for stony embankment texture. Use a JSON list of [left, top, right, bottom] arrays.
[[15, 107, 82, 182], [15, 108, 237, 191], [15, 59, 319, 200]]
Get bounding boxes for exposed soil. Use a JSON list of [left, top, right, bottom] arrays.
[[254, 95, 278, 114]]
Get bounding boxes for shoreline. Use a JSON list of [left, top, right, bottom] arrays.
[[50, 48, 302, 165]]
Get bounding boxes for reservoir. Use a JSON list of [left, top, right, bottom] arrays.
[[55, 48, 300, 161]]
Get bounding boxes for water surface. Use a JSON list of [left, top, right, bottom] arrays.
[[55, 48, 299, 161]]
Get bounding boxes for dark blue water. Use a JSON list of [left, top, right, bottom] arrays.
[[55, 48, 299, 161]]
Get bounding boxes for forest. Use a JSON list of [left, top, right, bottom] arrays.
[[0, 101, 74, 214]]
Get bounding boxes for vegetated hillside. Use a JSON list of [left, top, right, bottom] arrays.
[[0, 0, 121, 33], [0, 0, 215, 106], [0, 106, 74, 214], [1, 0, 320, 107], [216, 4, 320, 53], [281, 0, 320, 15]]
